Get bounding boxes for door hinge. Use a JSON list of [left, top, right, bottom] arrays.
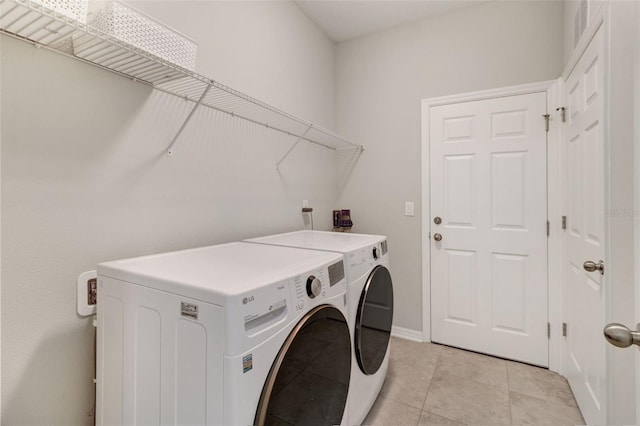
[[547, 322, 551, 338], [543, 114, 550, 132], [547, 220, 550, 236], [556, 106, 566, 123], [562, 322, 567, 337], [562, 215, 567, 230]]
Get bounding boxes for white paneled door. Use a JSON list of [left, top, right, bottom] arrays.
[[562, 25, 606, 425], [430, 92, 549, 367]]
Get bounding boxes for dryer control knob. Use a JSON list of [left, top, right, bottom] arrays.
[[373, 247, 378, 260], [306, 276, 322, 298]]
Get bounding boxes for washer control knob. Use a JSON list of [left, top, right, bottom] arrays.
[[306, 276, 322, 298], [373, 247, 378, 260]]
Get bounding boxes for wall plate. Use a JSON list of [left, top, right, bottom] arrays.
[[77, 270, 97, 317], [405, 201, 415, 217]]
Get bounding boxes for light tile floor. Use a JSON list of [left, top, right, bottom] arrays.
[[363, 337, 585, 426]]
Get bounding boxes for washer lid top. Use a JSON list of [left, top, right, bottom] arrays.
[[97, 242, 343, 306], [245, 230, 385, 253]]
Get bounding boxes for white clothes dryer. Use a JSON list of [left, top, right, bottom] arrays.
[[96, 241, 352, 426], [245, 231, 393, 425]]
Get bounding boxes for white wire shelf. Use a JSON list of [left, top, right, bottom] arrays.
[[0, 0, 363, 161]]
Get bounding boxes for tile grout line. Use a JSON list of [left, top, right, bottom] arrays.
[[420, 343, 443, 413], [419, 344, 472, 426], [378, 340, 443, 425], [414, 343, 444, 426], [505, 361, 513, 425]]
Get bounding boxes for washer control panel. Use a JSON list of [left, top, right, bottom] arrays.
[[240, 281, 289, 336], [292, 260, 346, 312], [306, 275, 322, 298]]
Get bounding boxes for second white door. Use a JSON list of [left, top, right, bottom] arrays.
[[562, 24, 606, 424], [430, 91, 549, 366]]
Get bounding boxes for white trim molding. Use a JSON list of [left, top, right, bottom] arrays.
[[634, 3, 640, 422], [423, 80, 556, 108], [546, 78, 564, 374], [391, 326, 424, 342]]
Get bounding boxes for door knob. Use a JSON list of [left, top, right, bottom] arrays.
[[433, 233, 442, 242], [583, 260, 604, 274], [433, 217, 442, 225], [603, 323, 640, 348]]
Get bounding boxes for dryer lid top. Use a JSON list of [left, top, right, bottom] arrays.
[[245, 230, 386, 254], [97, 242, 342, 306]]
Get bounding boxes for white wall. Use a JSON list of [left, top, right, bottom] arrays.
[[335, 0, 564, 332], [1, 1, 336, 423]]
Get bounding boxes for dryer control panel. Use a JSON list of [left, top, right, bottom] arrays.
[[347, 240, 388, 281]]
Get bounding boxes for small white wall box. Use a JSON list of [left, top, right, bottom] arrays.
[[32, 0, 88, 23], [76, 0, 197, 70]]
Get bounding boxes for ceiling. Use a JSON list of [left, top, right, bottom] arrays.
[[294, 0, 483, 43]]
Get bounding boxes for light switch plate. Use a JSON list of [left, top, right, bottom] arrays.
[[405, 201, 415, 217]]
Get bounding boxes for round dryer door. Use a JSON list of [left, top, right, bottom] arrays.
[[254, 305, 351, 426], [355, 265, 394, 375]]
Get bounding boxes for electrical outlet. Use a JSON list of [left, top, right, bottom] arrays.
[[77, 270, 97, 317]]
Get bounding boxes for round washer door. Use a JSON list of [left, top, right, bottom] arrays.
[[355, 265, 394, 375], [254, 305, 351, 426]]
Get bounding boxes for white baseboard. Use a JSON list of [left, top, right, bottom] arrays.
[[391, 326, 424, 342]]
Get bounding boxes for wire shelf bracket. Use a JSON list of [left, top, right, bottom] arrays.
[[276, 124, 313, 169], [167, 82, 212, 156]]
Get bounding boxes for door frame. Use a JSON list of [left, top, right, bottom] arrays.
[[420, 79, 562, 371], [635, 3, 640, 422]]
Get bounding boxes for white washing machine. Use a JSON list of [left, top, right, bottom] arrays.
[[245, 230, 393, 425], [96, 241, 352, 426]]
